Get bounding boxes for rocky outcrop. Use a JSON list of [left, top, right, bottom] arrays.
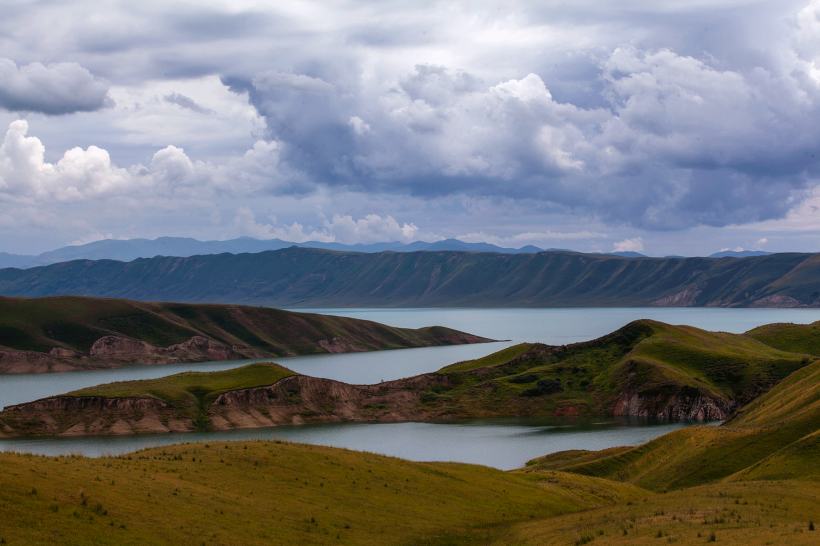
[[210, 373, 452, 429], [0, 335, 249, 374], [89, 335, 239, 361], [0, 396, 189, 437], [317, 337, 367, 354], [0, 373, 454, 437], [749, 295, 803, 308], [612, 386, 733, 421], [652, 287, 703, 307], [0, 350, 88, 374]]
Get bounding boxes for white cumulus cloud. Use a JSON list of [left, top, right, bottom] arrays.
[[613, 237, 644, 252]]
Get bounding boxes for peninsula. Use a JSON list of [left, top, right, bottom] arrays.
[[0, 295, 492, 373]]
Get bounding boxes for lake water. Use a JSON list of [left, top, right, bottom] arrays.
[[1, 307, 816, 466], [0, 416, 710, 471]]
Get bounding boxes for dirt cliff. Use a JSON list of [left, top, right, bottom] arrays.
[[611, 387, 733, 421], [0, 373, 454, 437]]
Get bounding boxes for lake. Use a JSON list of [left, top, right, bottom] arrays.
[[1, 307, 817, 467], [0, 416, 712, 471]]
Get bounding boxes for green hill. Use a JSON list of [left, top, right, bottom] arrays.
[[0, 295, 490, 373], [523, 355, 820, 492], [1, 247, 820, 307], [422, 320, 811, 421], [746, 320, 820, 356]]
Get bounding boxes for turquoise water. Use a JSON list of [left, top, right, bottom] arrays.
[[0, 307, 815, 467]]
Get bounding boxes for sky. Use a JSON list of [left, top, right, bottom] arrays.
[[1, 0, 819, 257]]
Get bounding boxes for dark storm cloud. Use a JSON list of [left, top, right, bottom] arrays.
[[163, 92, 216, 115], [0, 59, 111, 115]]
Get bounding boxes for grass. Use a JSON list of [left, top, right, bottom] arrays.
[[0, 440, 644, 546], [417, 320, 815, 420], [521, 357, 820, 492], [480, 479, 820, 545], [65, 363, 295, 415], [438, 343, 533, 373], [746, 320, 820, 357]]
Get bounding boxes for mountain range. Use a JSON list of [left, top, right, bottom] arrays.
[[0, 246, 815, 308], [1, 236, 775, 269]]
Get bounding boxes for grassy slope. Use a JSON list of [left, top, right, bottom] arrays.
[[746, 320, 820, 357], [66, 362, 295, 413], [0, 295, 487, 357], [438, 343, 533, 373], [0, 441, 645, 546], [1, 248, 819, 307], [525, 357, 820, 492], [418, 320, 810, 419], [484, 479, 820, 545]]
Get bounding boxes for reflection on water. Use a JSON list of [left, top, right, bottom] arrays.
[[0, 416, 715, 470]]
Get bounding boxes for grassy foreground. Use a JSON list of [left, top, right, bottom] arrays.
[[0, 440, 643, 546]]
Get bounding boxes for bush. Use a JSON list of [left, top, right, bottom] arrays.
[[521, 378, 564, 397], [508, 374, 538, 384]]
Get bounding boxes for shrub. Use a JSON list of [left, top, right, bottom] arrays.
[[521, 378, 564, 397], [508, 374, 538, 384]]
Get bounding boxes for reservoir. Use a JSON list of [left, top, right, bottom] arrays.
[[0, 307, 816, 467]]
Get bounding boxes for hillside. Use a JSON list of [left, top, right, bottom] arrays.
[[3, 319, 814, 437], [523, 352, 820, 492], [0, 295, 491, 373], [0, 440, 647, 546], [3, 358, 820, 545], [4, 322, 820, 544], [0, 247, 819, 307]]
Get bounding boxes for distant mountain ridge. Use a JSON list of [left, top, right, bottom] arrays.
[[0, 247, 817, 308], [0, 236, 653, 269], [0, 236, 784, 270]]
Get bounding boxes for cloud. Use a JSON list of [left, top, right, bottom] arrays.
[[68, 232, 113, 246], [457, 230, 606, 248], [230, 208, 430, 244], [348, 116, 371, 135], [613, 238, 644, 252], [251, 71, 336, 95], [163, 92, 216, 115], [3, 0, 820, 254], [0, 59, 111, 115], [0, 120, 132, 200], [0, 120, 299, 202]]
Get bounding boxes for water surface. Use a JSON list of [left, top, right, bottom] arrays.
[[0, 416, 709, 470]]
